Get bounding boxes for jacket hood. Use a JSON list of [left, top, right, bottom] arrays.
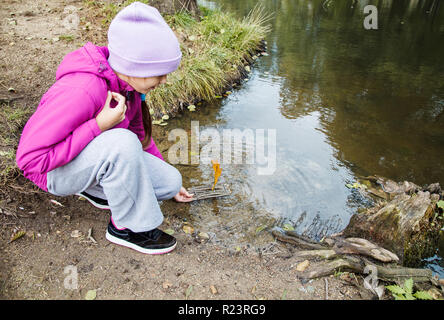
[[55, 42, 133, 93]]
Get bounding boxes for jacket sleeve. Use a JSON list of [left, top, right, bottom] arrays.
[[144, 137, 164, 161], [128, 99, 164, 161], [16, 87, 103, 175]]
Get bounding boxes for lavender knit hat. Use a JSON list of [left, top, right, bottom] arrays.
[[107, 2, 182, 77]]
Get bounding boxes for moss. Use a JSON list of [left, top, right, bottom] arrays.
[[403, 206, 444, 267]]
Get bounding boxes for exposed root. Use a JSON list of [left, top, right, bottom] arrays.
[[273, 229, 436, 285]]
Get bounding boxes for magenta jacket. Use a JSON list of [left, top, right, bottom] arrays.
[[16, 42, 164, 192]]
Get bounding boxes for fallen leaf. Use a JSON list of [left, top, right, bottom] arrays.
[[211, 159, 222, 191], [164, 228, 175, 235], [210, 285, 218, 295], [283, 223, 294, 231], [162, 280, 172, 289], [162, 114, 169, 121], [185, 285, 193, 299], [198, 232, 209, 240], [295, 260, 310, 272], [187, 104, 196, 112], [85, 289, 96, 300], [71, 230, 82, 238], [182, 225, 194, 234], [245, 65, 251, 73], [10, 230, 26, 243]]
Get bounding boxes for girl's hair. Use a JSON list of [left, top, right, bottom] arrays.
[[140, 99, 152, 149]]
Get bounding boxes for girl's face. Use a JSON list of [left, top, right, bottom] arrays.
[[115, 72, 168, 94]]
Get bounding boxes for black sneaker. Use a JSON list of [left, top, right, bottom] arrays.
[[76, 191, 110, 210], [105, 221, 177, 255]]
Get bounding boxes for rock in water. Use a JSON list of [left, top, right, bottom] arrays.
[[344, 182, 443, 267]]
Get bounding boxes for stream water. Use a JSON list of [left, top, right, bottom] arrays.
[[162, 0, 444, 277]]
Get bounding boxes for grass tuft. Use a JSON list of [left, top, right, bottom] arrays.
[[0, 102, 31, 184], [148, 5, 272, 118]]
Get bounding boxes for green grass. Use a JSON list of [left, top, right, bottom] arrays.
[[0, 103, 31, 184], [59, 34, 76, 42]]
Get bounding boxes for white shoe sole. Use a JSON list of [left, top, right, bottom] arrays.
[[105, 231, 176, 255], [76, 193, 110, 210]]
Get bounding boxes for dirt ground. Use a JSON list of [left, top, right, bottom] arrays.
[[0, 0, 374, 300]]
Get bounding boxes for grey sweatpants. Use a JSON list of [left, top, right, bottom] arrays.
[[46, 128, 182, 232]]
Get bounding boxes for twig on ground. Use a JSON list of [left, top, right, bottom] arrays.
[[324, 278, 329, 300]]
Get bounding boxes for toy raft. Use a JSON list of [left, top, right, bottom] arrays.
[[188, 184, 231, 201]]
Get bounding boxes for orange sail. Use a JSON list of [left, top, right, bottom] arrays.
[[211, 159, 221, 191]]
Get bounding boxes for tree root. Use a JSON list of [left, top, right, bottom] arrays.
[[271, 230, 328, 250], [273, 229, 436, 284]]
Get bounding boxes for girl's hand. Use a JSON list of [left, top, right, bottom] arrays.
[[174, 187, 194, 203], [95, 91, 127, 132]]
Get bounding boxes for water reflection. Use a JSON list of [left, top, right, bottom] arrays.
[[186, 0, 444, 273], [202, 0, 444, 185]]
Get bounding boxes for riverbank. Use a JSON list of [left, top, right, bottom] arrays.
[[1, 0, 372, 300]]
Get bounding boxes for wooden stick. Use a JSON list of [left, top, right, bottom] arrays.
[[0, 96, 24, 103], [272, 230, 328, 250], [188, 184, 231, 201]]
